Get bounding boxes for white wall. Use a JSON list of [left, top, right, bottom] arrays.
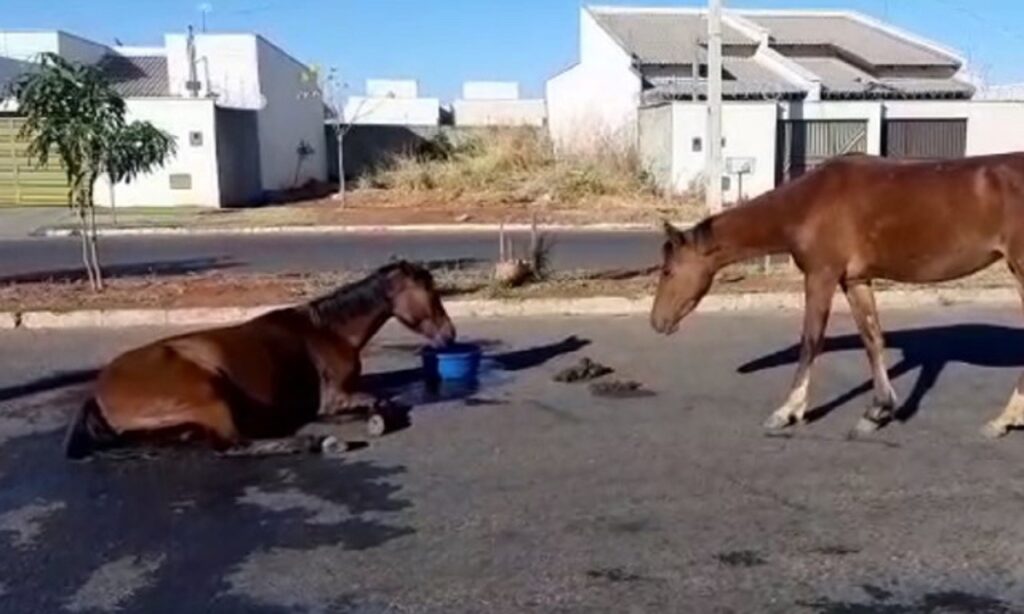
[[963, 102, 1024, 155], [94, 99, 221, 208], [255, 37, 326, 191], [0, 31, 110, 65], [453, 99, 546, 127], [463, 81, 519, 100], [546, 8, 642, 152], [0, 32, 60, 61], [669, 101, 779, 200], [165, 34, 264, 109], [638, 105, 674, 190], [164, 33, 326, 192], [879, 100, 1024, 156], [344, 96, 440, 126]]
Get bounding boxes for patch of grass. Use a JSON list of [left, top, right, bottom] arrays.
[[364, 127, 696, 212]]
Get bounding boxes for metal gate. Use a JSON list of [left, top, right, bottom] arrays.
[[883, 119, 966, 161], [777, 119, 868, 183], [0, 116, 69, 206]]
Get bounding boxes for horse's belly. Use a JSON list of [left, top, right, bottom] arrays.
[[865, 248, 1001, 283]]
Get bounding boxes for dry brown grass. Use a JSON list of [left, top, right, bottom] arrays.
[[362, 127, 698, 215]]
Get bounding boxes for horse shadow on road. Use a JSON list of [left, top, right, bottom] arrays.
[[738, 323, 1024, 423]]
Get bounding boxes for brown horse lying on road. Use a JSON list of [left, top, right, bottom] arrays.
[[651, 151, 1024, 438], [65, 261, 456, 459]]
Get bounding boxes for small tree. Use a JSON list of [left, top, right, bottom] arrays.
[[12, 53, 176, 290], [105, 121, 177, 221], [304, 65, 379, 205]]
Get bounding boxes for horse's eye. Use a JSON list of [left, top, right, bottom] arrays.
[[662, 266, 672, 277]]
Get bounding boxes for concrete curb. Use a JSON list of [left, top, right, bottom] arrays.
[[0, 312, 18, 330], [4, 288, 1019, 330], [38, 220, 690, 238]]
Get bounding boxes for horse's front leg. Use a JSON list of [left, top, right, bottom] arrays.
[[844, 281, 899, 435], [983, 263, 1024, 438], [308, 337, 376, 417], [764, 272, 838, 430]]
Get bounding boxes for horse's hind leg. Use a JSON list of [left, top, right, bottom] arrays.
[[765, 271, 839, 429], [982, 260, 1024, 438], [844, 281, 899, 435]]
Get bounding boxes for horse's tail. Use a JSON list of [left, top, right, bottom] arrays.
[[64, 397, 118, 459]]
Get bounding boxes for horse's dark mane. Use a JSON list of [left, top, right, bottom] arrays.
[[306, 262, 433, 324]]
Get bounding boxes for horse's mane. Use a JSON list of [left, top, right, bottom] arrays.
[[306, 261, 433, 325]]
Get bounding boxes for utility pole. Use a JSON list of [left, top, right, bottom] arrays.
[[706, 0, 724, 214], [199, 3, 212, 33], [186, 25, 200, 98]]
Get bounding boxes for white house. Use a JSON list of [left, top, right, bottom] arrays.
[[453, 81, 546, 127], [547, 6, 1024, 202], [343, 79, 441, 126], [0, 29, 326, 208]]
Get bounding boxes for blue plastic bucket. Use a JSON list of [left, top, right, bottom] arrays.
[[422, 343, 482, 381]]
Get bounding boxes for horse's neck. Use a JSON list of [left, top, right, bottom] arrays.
[[330, 304, 392, 349], [706, 195, 792, 269]]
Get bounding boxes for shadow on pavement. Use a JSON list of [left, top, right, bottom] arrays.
[[0, 426, 412, 613], [738, 323, 1024, 423], [0, 257, 237, 284], [0, 369, 99, 404]]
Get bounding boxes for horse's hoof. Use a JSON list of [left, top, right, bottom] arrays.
[[981, 422, 1008, 440], [852, 417, 882, 436], [764, 413, 794, 431], [319, 435, 348, 456], [367, 414, 388, 438]]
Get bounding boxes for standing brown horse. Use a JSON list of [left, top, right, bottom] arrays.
[[65, 261, 456, 459], [652, 152, 1024, 438]]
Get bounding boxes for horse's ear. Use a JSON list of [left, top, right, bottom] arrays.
[[663, 221, 684, 246]]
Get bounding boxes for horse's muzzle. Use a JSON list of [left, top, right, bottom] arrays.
[[432, 320, 457, 347]]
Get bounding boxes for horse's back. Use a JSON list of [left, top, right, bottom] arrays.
[[95, 308, 321, 437], [790, 152, 1024, 281]]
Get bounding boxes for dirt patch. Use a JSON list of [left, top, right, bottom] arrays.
[[585, 567, 649, 584], [588, 379, 654, 399], [0, 264, 1017, 313], [715, 550, 766, 568], [50, 190, 698, 234]]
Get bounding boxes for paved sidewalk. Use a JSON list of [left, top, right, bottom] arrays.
[[0, 207, 70, 238]]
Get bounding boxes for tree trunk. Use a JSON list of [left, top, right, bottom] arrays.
[[336, 125, 346, 206], [76, 204, 97, 290], [86, 176, 104, 291], [109, 178, 118, 225]]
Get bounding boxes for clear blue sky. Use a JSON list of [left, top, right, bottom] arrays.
[[5, 0, 1024, 99]]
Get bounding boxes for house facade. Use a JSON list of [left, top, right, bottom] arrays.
[[343, 79, 441, 127], [547, 6, 1024, 202], [453, 81, 546, 127], [0, 30, 326, 208]]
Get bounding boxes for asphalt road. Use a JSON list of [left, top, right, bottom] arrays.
[[3, 308, 1024, 612], [0, 230, 661, 282]]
